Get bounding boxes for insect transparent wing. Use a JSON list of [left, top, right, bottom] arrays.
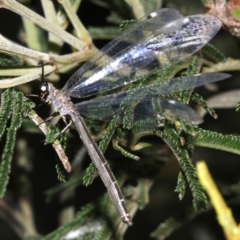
[[133, 98, 203, 126], [77, 96, 202, 127], [62, 11, 222, 98], [61, 8, 184, 96], [75, 73, 230, 124], [155, 98, 203, 124]]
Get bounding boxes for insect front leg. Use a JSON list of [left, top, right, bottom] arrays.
[[42, 113, 72, 145], [60, 116, 73, 135]]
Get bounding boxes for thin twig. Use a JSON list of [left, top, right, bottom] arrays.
[[40, 0, 64, 51], [0, 35, 50, 62], [0, 65, 55, 88], [124, 0, 145, 18], [203, 58, 240, 72], [0, 0, 86, 50], [59, 0, 92, 45], [27, 109, 71, 173]]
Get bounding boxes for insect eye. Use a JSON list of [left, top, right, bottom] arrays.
[[40, 82, 48, 95]]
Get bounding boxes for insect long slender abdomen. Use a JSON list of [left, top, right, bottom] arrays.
[[70, 111, 133, 226]]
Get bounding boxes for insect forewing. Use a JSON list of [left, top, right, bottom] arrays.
[[62, 10, 222, 98], [61, 8, 184, 96]]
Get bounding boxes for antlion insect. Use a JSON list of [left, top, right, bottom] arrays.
[[40, 8, 230, 225]]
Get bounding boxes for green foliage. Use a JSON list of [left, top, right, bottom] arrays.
[[191, 92, 217, 118], [150, 217, 182, 239], [119, 19, 136, 32], [112, 137, 140, 160], [0, 52, 22, 67], [0, 1, 240, 239], [160, 124, 208, 210], [88, 26, 120, 40], [0, 90, 23, 197], [45, 125, 61, 144], [202, 43, 227, 62], [0, 53, 27, 197], [236, 99, 240, 112], [42, 204, 97, 240], [0, 89, 15, 139], [175, 171, 187, 200], [134, 178, 153, 210], [45, 174, 84, 202], [191, 127, 240, 155], [232, 8, 240, 18], [98, 117, 119, 153], [83, 162, 96, 186], [55, 163, 67, 182], [180, 56, 201, 104]]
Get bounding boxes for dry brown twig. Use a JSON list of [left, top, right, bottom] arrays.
[[205, 0, 240, 37]]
